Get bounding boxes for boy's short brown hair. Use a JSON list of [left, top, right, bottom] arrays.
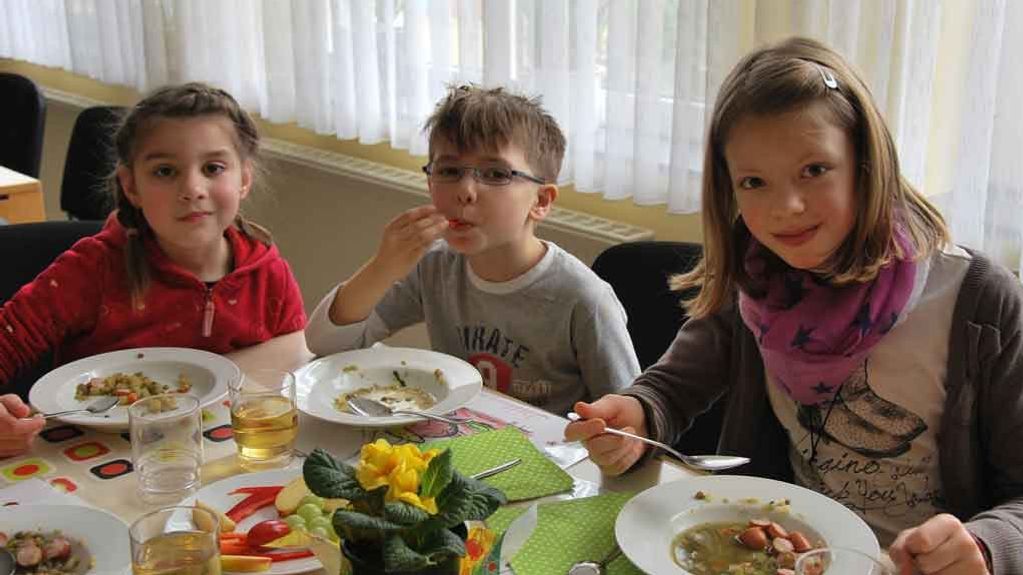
[[423, 85, 566, 184]]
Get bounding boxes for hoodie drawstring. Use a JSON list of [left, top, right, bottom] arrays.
[[202, 287, 215, 337]]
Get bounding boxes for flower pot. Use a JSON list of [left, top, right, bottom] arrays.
[[341, 524, 468, 575]]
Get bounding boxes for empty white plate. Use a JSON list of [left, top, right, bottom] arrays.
[[294, 347, 482, 427]]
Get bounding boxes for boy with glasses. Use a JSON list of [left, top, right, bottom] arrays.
[[306, 85, 640, 415]]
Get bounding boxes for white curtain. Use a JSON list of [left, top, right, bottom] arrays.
[[1, 0, 1021, 266]]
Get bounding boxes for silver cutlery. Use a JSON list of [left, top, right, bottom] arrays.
[[568, 544, 623, 575], [567, 412, 750, 472], [34, 396, 120, 419], [469, 458, 522, 480], [346, 396, 467, 425]]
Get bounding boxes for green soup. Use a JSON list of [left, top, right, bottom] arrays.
[[672, 522, 779, 575]]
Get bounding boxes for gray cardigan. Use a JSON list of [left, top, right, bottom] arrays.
[[625, 251, 1023, 574]]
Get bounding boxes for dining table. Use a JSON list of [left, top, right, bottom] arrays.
[[0, 165, 46, 224], [0, 334, 700, 575]]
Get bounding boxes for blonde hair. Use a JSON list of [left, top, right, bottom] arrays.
[[423, 85, 566, 184], [110, 82, 271, 307], [675, 37, 948, 319]]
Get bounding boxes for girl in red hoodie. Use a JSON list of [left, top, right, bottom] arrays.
[[0, 83, 306, 456]]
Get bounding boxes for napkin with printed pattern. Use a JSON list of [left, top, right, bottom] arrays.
[[425, 427, 574, 501], [509, 492, 644, 575]]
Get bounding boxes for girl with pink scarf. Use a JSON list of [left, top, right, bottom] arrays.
[[567, 38, 1023, 575]]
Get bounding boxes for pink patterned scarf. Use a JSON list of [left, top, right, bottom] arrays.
[[738, 234, 917, 405]]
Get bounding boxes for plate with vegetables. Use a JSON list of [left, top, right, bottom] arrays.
[[294, 347, 482, 427], [29, 347, 237, 431], [615, 475, 880, 575], [185, 469, 345, 574], [0, 504, 130, 574]]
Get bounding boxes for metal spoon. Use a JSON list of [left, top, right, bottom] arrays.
[[567, 412, 750, 472], [0, 548, 13, 575], [469, 458, 522, 480], [568, 544, 623, 575], [36, 396, 120, 419], [346, 396, 466, 425]]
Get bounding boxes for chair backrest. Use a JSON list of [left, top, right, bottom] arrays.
[[0, 220, 104, 303], [592, 241, 726, 454], [61, 106, 125, 220], [0, 73, 47, 178], [0, 220, 104, 399]]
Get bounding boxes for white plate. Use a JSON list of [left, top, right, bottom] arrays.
[[616, 475, 880, 574], [0, 504, 130, 573], [294, 347, 483, 427], [29, 347, 237, 431], [185, 469, 321, 575]]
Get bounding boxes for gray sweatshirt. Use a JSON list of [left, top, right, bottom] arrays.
[[307, 241, 640, 415], [625, 250, 1023, 574]]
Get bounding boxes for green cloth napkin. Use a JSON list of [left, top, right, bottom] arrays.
[[485, 504, 530, 537], [509, 493, 644, 575], [425, 427, 574, 501]]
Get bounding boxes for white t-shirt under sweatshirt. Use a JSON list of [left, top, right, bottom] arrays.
[[306, 240, 641, 415], [767, 245, 972, 545]]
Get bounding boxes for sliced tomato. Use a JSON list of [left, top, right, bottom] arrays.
[[246, 520, 292, 548]]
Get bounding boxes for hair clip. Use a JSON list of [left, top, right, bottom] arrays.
[[818, 65, 839, 90]]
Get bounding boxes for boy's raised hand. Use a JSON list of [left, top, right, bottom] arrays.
[[889, 514, 990, 575], [0, 394, 45, 457], [372, 205, 449, 282], [330, 205, 449, 326], [564, 395, 649, 476]]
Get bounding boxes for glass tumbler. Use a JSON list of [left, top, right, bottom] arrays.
[[129, 393, 203, 504], [130, 505, 221, 574], [229, 369, 298, 470]]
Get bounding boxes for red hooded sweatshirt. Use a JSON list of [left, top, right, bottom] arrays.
[[0, 217, 306, 385]]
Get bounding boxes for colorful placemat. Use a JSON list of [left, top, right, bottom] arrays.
[[509, 492, 644, 575], [425, 427, 574, 501]]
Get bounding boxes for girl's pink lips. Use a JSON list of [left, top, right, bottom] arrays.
[[178, 211, 212, 223], [773, 225, 819, 246]]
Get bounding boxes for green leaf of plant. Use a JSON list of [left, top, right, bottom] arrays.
[[424, 472, 471, 529], [331, 509, 405, 532], [455, 474, 507, 521], [363, 484, 389, 516], [383, 501, 429, 526], [422, 471, 506, 530], [419, 448, 453, 500], [382, 533, 432, 573], [303, 448, 362, 500], [420, 526, 467, 564]]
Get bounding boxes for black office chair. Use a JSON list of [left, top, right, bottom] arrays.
[[592, 241, 726, 455], [0, 73, 47, 178], [0, 220, 104, 399], [60, 106, 125, 220]]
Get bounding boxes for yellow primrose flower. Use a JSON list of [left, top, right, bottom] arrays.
[[354, 439, 441, 514], [396, 490, 438, 514], [356, 461, 390, 491], [356, 439, 397, 491], [361, 439, 396, 470]]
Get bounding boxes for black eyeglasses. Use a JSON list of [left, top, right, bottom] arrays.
[[422, 163, 546, 186]]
